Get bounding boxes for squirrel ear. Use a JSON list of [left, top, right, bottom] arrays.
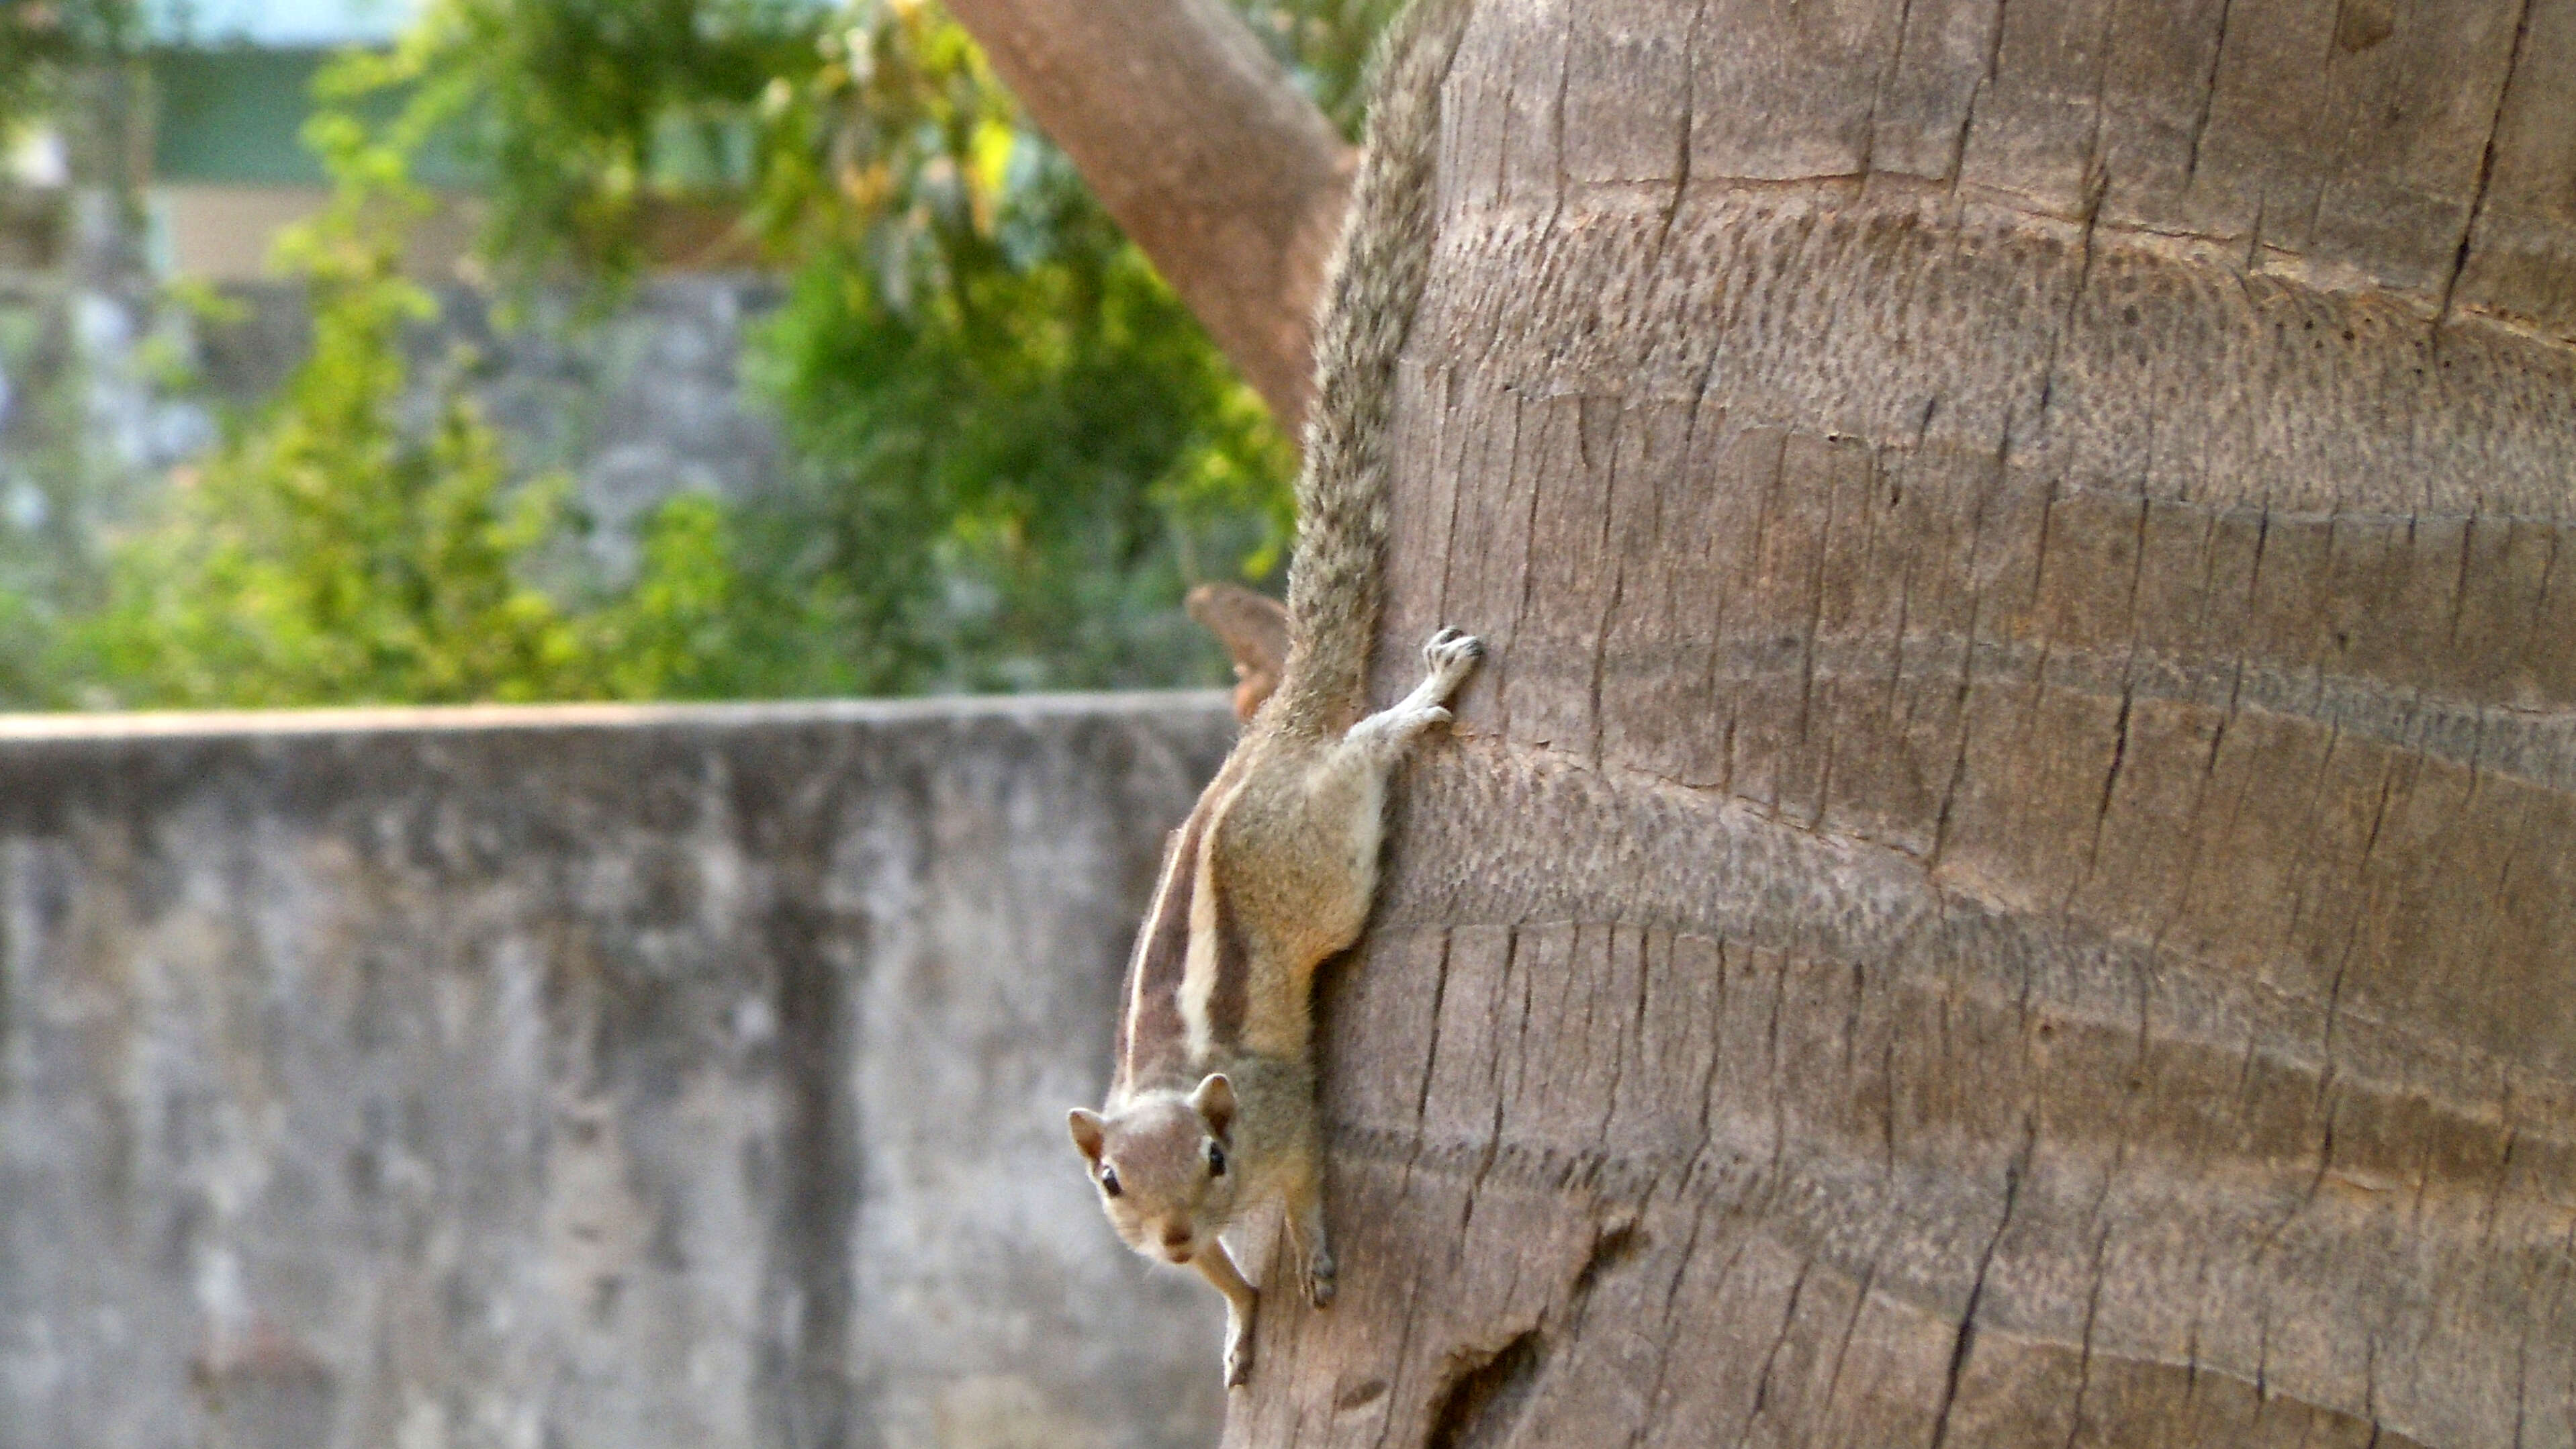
[[1188, 1074, 1236, 1139], [1068, 1108, 1107, 1163]]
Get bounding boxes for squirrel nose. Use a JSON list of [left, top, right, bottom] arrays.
[[1160, 1227, 1193, 1261]]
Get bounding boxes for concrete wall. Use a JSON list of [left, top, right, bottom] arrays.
[[0, 694, 1236, 1449]]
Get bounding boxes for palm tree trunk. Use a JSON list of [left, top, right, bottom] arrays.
[[1224, 0, 2576, 1444]]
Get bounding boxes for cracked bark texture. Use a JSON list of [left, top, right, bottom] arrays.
[[1223, 1, 2576, 1445]]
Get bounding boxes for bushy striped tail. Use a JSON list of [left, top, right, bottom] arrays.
[[1273, 0, 1473, 737]]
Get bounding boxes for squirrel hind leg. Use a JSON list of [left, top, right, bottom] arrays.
[[1344, 627, 1483, 757]]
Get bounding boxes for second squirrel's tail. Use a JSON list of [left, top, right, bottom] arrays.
[[1272, 0, 1473, 737]]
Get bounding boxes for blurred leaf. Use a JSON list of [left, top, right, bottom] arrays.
[[0, 0, 136, 131], [59, 0, 1389, 707], [77, 109, 592, 706]]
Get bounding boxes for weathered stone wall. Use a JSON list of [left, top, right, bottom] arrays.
[[0, 694, 1234, 1449]]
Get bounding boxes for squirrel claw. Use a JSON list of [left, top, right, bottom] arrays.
[[1304, 1256, 1337, 1309], [1224, 1331, 1254, 1389], [1422, 628, 1483, 671]]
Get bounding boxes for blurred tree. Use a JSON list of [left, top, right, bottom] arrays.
[[376, 0, 817, 296], [739, 1, 1296, 689], [0, 0, 145, 709], [0, 0, 136, 129], [64, 0, 1389, 707], [79, 111, 596, 705], [352, 0, 1375, 696]]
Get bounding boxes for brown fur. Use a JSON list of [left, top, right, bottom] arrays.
[[1068, 0, 1479, 1391], [1184, 583, 1290, 722]]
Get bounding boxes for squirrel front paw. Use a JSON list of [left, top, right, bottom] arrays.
[[1303, 1248, 1337, 1309], [1224, 1314, 1256, 1388], [1422, 626, 1484, 679]]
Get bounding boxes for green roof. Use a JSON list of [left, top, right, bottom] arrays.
[[149, 46, 477, 187], [151, 48, 337, 185]]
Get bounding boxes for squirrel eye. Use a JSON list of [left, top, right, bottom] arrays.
[[1206, 1142, 1228, 1177], [1099, 1167, 1122, 1198]]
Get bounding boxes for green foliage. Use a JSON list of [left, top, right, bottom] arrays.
[[757, 225, 1291, 690], [357, 0, 1336, 697], [738, 2, 1298, 690], [52, 0, 1391, 708], [79, 110, 594, 706], [0, 0, 136, 131], [566, 494, 863, 700], [0, 0, 142, 709], [353, 0, 817, 293], [77, 101, 860, 708], [0, 302, 89, 706]]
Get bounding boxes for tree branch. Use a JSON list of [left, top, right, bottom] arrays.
[[944, 0, 1354, 433]]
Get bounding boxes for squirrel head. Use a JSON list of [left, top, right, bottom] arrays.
[[1067, 1074, 1242, 1266]]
